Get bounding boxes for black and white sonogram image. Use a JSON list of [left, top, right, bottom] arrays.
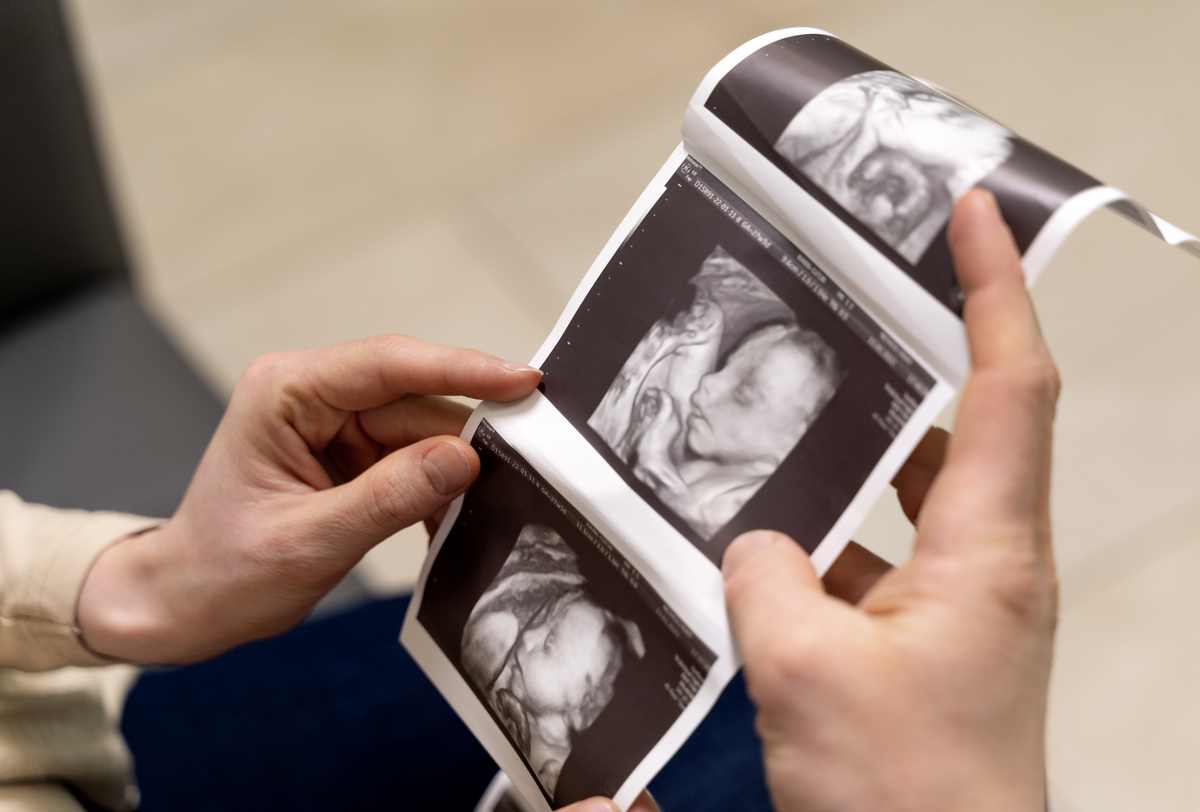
[[539, 158, 936, 564], [587, 247, 840, 539], [774, 71, 1012, 265], [460, 523, 645, 798], [417, 423, 716, 806]]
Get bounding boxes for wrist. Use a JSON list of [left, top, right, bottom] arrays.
[[76, 525, 194, 663]]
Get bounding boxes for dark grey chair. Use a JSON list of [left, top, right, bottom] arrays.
[[1, 0, 370, 618], [0, 0, 225, 518]]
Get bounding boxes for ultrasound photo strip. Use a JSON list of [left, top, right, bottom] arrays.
[[403, 30, 1198, 812]]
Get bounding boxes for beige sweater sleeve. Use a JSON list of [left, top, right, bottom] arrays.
[[0, 491, 162, 672]]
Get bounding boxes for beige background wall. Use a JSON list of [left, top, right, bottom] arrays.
[[63, 2, 1200, 809]]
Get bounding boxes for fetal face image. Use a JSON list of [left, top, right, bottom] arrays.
[[587, 247, 841, 539], [460, 525, 646, 798], [775, 70, 1013, 264]]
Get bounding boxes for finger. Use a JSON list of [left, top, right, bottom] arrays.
[[890, 427, 949, 523], [358, 394, 475, 449], [946, 190, 1058, 514], [821, 541, 892, 605], [324, 412, 384, 483], [950, 190, 1050, 375], [722, 532, 846, 705], [325, 396, 475, 483], [246, 334, 539, 426], [920, 190, 1059, 550], [303, 436, 480, 558], [630, 790, 662, 812]]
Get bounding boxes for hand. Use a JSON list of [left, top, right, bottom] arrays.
[[722, 189, 1059, 812], [77, 335, 541, 664]]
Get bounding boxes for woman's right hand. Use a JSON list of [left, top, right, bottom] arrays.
[[722, 190, 1059, 812]]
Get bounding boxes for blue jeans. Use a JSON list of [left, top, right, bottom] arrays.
[[122, 595, 772, 812]]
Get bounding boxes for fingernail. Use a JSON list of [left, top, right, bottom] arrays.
[[422, 442, 472, 496], [964, 187, 999, 216], [498, 360, 542, 374], [722, 531, 779, 581]]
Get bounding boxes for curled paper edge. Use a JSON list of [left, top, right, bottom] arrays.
[[1024, 186, 1200, 285]]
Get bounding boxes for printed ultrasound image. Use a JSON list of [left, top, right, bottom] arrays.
[[587, 246, 840, 539]]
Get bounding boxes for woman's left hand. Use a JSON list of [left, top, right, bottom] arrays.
[[77, 335, 541, 664]]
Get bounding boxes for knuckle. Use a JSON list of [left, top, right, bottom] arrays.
[[243, 349, 295, 379], [1024, 357, 1061, 402], [1042, 567, 1061, 632], [229, 350, 304, 413], [370, 333, 418, 358], [364, 463, 430, 530], [236, 350, 301, 396], [1033, 356, 1062, 404], [986, 541, 1058, 626], [366, 334, 432, 395], [1048, 373, 1062, 408], [989, 358, 1061, 409]]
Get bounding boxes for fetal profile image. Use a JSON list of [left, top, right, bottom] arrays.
[[774, 70, 1013, 265], [416, 422, 717, 805], [460, 524, 645, 799], [587, 246, 841, 539]]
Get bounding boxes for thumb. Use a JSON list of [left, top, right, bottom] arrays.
[[312, 436, 480, 555], [722, 531, 840, 694]]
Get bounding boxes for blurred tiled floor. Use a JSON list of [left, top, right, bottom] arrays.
[[64, 1, 1200, 809]]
